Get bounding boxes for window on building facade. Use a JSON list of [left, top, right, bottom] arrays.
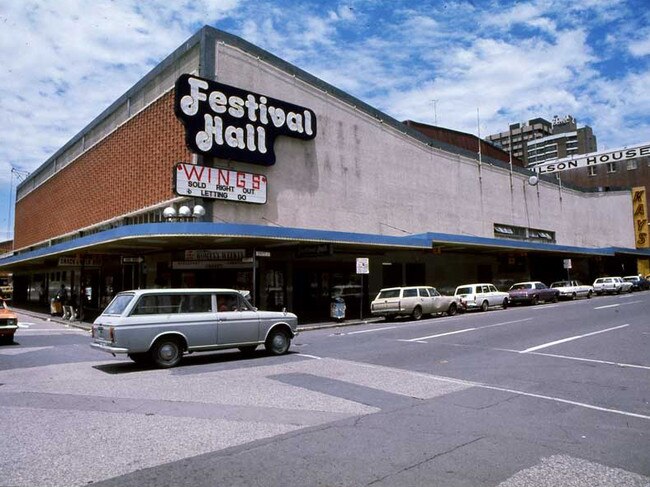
[[588, 165, 597, 177], [607, 162, 617, 173], [627, 160, 638, 170]]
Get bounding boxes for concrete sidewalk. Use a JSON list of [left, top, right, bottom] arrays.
[[14, 307, 383, 332]]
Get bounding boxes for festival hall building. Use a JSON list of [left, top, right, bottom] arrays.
[[1, 26, 647, 322]]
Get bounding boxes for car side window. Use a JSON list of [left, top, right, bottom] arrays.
[[418, 288, 430, 297], [429, 288, 440, 297], [536, 283, 546, 289], [132, 294, 179, 315], [488, 285, 497, 293], [186, 294, 213, 313], [217, 293, 239, 312], [482, 286, 490, 293], [403, 289, 417, 298]]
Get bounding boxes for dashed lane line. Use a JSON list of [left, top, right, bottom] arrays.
[[519, 324, 629, 353]]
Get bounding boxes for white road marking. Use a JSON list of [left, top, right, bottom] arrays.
[[519, 324, 629, 353], [522, 351, 650, 370], [478, 383, 650, 420], [296, 353, 323, 360], [346, 326, 397, 335], [17, 323, 32, 328], [401, 327, 477, 342], [401, 318, 533, 343], [594, 304, 619, 309]]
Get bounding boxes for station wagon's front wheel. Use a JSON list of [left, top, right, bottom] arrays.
[[151, 338, 183, 368], [412, 306, 423, 320], [265, 330, 291, 355]]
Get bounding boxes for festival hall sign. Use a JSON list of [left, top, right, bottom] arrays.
[[174, 162, 267, 204], [174, 74, 317, 166]]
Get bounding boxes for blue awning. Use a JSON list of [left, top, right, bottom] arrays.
[[0, 222, 646, 268]]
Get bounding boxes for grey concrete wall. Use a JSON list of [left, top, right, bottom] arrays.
[[207, 41, 634, 250]]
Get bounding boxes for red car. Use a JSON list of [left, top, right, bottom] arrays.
[[0, 299, 18, 344], [508, 281, 559, 305]]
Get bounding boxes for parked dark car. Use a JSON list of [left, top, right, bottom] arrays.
[[623, 275, 650, 291], [508, 281, 559, 305]]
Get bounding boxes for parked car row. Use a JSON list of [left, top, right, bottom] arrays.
[[370, 275, 648, 321]]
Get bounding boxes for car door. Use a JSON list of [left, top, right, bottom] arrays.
[[487, 285, 500, 305], [216, 292, 261, 345], [428, 287, 444, 313], [418, 287, 435, 314]]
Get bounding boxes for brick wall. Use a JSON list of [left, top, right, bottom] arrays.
[[14, 91, 191, 250]]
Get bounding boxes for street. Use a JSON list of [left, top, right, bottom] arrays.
[[1, 292, 649, 487]]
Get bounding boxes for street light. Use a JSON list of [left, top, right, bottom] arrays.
[[163, 204, 206, 221]]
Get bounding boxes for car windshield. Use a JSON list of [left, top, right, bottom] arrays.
[[551, 281, 568, 287], [377, 289, 400, 299], [510, 283, 532, 290], [455, 287, 472, 295], [103, 293, 135, 315]]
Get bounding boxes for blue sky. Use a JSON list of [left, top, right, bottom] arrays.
[[1, 0, 649, 241]]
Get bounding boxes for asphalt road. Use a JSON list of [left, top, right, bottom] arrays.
[[0, 291, 649, 486]]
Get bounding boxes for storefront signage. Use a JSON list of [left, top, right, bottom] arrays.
[[184, 249, 246, 261], [171, 260, 249, 270], [121, 257, 144, 264], [174, 163, 267, 204], [58, 256, 102, 267], [533, 142, 650, 175], [174, 74, 317, 166], [356, 257, 369, 274], [632, 187, 649, 248]]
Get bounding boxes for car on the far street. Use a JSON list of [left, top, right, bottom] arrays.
[[623, 275, 650, 291], [507, 281, 559, 305], [550, 280, 593, 300], [371, 286, 460, 320], [593, 277, 632, 294], [0, 299, 18, 345], [454, 283, 509, 311]]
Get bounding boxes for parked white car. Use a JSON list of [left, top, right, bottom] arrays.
[[550, 280, 593, 300], [593, 277, 633, 295], [370, 286, 460, 320], [454, 283, 509, 311]]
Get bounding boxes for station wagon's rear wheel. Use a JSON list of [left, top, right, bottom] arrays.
[[151, 338, 183, 368], [412, 306, 423, 321], [265, 330, 291, 355], [480, 300, 489, 312], [447, 303, 457, 316]]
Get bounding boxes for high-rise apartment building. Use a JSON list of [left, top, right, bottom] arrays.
[[486, 115, 597, 167]]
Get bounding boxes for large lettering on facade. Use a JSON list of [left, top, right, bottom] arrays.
[[632, 186, 649, 248], [174, 74, 317, 166]]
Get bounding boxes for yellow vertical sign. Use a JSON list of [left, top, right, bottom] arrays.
[[632, 186, 650, 276], [632, 187, 649, 247]]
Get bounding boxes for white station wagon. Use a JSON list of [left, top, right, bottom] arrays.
[[90, 288, 298, 368], [454, 283, 509, 311]]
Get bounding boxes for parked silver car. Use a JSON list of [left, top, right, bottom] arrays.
[[454, 283, 509, 311], [370, 286, 460, 320], [90, 288, 298, 368]]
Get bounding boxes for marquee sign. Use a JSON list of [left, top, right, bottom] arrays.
[[533, 142, 650, 175], [174, 74, 317, 166], [174, 162, 267, 204]]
